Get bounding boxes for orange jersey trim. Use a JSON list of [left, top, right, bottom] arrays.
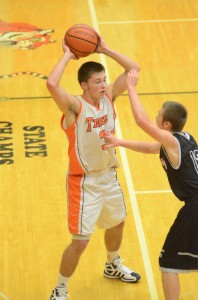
[[105, 93, 117, 120], [60, 103, 86, 174]]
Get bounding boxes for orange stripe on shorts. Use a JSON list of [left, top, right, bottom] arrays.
[[67, 173, 84, 234]]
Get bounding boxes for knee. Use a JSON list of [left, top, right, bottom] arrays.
[[107, 221, 125, 235], [71, 239, 89, 255], [114, 221, 125, 232]]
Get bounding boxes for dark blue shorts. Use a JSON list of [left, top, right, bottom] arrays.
[[159, 201, 198, 273]]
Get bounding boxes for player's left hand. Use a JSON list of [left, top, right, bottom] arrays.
[[104, 131, 119, 149], [127, 69, 139, 87]]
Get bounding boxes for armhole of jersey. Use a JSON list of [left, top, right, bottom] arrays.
[[60, 100, 83, 132], [162, 137, 181, 170], [105, 93, 117, 119], [173, 137, 181, 169], [60, 114, 66, 131]]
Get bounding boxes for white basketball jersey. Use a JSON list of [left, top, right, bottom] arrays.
[[61, 94, 119, 174]]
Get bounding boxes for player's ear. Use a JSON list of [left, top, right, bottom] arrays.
[[164, 120, 172, 130], [81, 82, 87, 90]]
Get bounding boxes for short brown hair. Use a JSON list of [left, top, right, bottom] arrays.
[[162, 101, 188, 132], [78, 61, 105, 84]]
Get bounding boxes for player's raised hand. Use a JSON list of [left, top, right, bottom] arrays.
[[95, 34, 108, 54], [62, 39, 78, 59], [127, 69, 139, 88]]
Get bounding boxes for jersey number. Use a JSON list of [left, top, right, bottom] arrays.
[[190, 150, 198, 174]]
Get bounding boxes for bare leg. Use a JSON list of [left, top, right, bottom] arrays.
[[104, 221, 125, 251], [161, 272, 180, 300], [59, 239, 89, 277]]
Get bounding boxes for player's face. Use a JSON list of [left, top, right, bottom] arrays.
[[156, 108, 165, 129], [86, 71, 107, 98]]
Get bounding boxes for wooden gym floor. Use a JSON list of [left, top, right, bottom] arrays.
[[0, 0, 198, 299]]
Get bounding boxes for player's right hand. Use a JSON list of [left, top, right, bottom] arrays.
[[62, 39, 78, 59]]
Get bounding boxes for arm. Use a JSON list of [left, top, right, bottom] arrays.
[[46, 41, 81, 122], [126, 70, 174, 147], [96, 36, 140, 100], [126, 70, 179, 165], [104, 131, 160, 154]]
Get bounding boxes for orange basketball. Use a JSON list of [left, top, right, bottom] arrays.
[[64, 24, 99, 58]]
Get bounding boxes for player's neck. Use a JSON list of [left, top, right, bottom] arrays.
[[82, 92, 101, 108]]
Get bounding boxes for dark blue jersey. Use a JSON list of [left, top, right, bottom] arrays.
[[160, 132, 198, 203]]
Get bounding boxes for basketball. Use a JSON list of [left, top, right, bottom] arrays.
[[64, 24, 99, 58]]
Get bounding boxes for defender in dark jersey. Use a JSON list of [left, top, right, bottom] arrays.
[[104, 69, 198, 300]]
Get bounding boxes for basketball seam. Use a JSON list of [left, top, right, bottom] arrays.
[[65, 35, 97, 46], [67, 25, 96, 34], [69, 25, 96, 33], [65, 42, 94, 54]]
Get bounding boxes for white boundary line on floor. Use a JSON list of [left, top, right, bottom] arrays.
[[88, 1, 159, 299], [98, 18, 198, 25], [0, 292, 10, 300]]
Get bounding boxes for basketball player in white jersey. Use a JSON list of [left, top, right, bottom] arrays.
[[47, 35, 141, 300], [105, 69, 198, 300]]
